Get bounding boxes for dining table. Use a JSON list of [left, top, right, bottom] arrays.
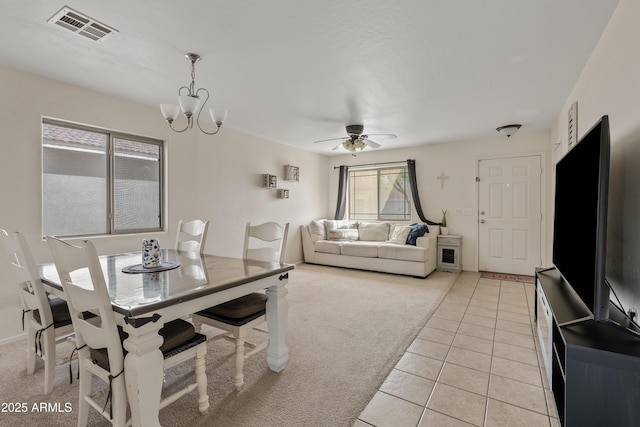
[[39, 248, 294, 427]]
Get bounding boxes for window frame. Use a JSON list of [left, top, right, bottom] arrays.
[[42, 118, 165, 237], [347, 164, 412, 221]]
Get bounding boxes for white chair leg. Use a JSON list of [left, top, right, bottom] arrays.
[[77, 360, 91, 427], [233, 328, 247, 391], [110, 375, 127, 427], [43, 329, 56, 394], [26, 327, 36, 375], [195, 343, 209, 414]]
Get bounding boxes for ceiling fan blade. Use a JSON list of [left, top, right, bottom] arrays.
[[332, 143, 344, 150], [364, 139, 381, 148], [364, 133, 397, 139], [313, 137, 348, 144]]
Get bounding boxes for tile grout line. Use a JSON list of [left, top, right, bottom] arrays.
[[416, 273, 474, 426], [418, 273, 488, 427], [357, 274, 556, 427], [482, 277, 501, 427]]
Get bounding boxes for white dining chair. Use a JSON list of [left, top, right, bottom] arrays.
[[192, 221, 289, 390], [0, 229, 75, 395], [175, 219, 209, 254], [46, 236, 209, 426]]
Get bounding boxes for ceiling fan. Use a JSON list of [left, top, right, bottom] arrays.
[[313, 124, 397, 153]]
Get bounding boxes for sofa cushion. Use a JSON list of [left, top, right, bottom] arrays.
[[324, 220, 355, 232], [315, 240, 343, 255], [358, 222, 390, 241], [309, 220, 326, 242], [327, 228, 359, 241], [378, 243, 427, 262], [340, 241, 380, 257], [389, 224, 412, 244], [406, 223, 429, 245]]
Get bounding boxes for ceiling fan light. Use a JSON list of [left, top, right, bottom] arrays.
[[354, 139, 366, 149], [343, 141, 355, 152], [160, 103, 180, 123], [179, 94, 201, 117]]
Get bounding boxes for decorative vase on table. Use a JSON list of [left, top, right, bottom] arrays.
[[142, 238, 161, 268], [441, 209, 449, 235]]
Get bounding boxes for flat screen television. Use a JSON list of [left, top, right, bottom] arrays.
[[553, 115, 610, 322]]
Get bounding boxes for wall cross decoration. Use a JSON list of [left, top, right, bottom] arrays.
[[437, 172, 449, 189]]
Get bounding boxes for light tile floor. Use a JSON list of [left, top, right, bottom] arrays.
[[355, 271, 560, 427]]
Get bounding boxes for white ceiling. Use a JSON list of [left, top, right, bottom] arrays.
[[0, 1, 619, 155]]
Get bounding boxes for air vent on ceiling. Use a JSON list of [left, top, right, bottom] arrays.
[[48, 6, 118, 43]]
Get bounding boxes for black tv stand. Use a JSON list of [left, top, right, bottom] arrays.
[[535, 267, 640, 427], [562, 317, 640, 339]]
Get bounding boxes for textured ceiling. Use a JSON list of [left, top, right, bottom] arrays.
[[0, 0, 620, 155]]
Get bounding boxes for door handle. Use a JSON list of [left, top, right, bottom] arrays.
[[480, 219, 486, 224]]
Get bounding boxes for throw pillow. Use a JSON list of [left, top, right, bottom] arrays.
[[327, 228, 359, 241], [388, 224, 412, 244], [324, 220, 357, 234], [309, 220, 326, 242], [358, 222, 390, 241], [406, 223, 429, 245]]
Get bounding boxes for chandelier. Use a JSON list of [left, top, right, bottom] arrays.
[[343, 138, 366, 152], [160, 53, 228, 135]]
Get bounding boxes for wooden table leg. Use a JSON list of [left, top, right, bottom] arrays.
[[122, 320, 164, 427], [265, 280, 289, 372]]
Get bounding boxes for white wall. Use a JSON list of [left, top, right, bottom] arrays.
[[550, 0, 640, 313], [327, 132, 551, 272], [0, 64, 328, 342], [552, 0, 639, 148]]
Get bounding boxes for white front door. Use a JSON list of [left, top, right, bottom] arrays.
[[478, 155, 542, 275]]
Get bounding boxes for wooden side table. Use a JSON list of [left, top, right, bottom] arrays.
[[437, 235, 462, 273]]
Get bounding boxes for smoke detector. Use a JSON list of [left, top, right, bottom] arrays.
[[48, 6, 118, 43]]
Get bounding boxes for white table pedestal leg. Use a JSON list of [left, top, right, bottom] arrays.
[[122, 321, 164, 427], [266, 280, 289, 372]]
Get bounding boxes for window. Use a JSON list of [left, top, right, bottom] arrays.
[[348, 166, 411, 221], [42, 119, 163, 237]]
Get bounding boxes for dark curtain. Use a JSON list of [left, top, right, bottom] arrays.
[[334, 165, 348, 220], [407, 159, 440, 225]]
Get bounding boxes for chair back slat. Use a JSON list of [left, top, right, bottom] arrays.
[[245, 247, 279, 263], [1, 230, 54, 326], [46, 236, 124, 373], [243, 222, 289, 263], [176, 240, 201, 253], [175, 219, 209, 254]]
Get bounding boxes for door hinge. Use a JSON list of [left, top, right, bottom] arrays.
[[475, 177, 480, 182]]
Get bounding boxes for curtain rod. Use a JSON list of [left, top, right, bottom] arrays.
[[333, 160, 412, 169]]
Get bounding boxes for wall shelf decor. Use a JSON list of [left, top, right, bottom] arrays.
[[263, 174, 277, 188], [278, 189, 290, 199], [284, 165, 299, 181]]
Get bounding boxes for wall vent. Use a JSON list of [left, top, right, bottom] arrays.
[[48, 6, 118, 43]]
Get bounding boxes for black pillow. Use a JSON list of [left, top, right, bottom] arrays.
[[406, 223, 429, 245]]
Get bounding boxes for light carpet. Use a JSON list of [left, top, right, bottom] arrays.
[[0, 264, 457, 427]]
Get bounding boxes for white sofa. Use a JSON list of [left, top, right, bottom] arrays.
[[301, 219, 439, 278]]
